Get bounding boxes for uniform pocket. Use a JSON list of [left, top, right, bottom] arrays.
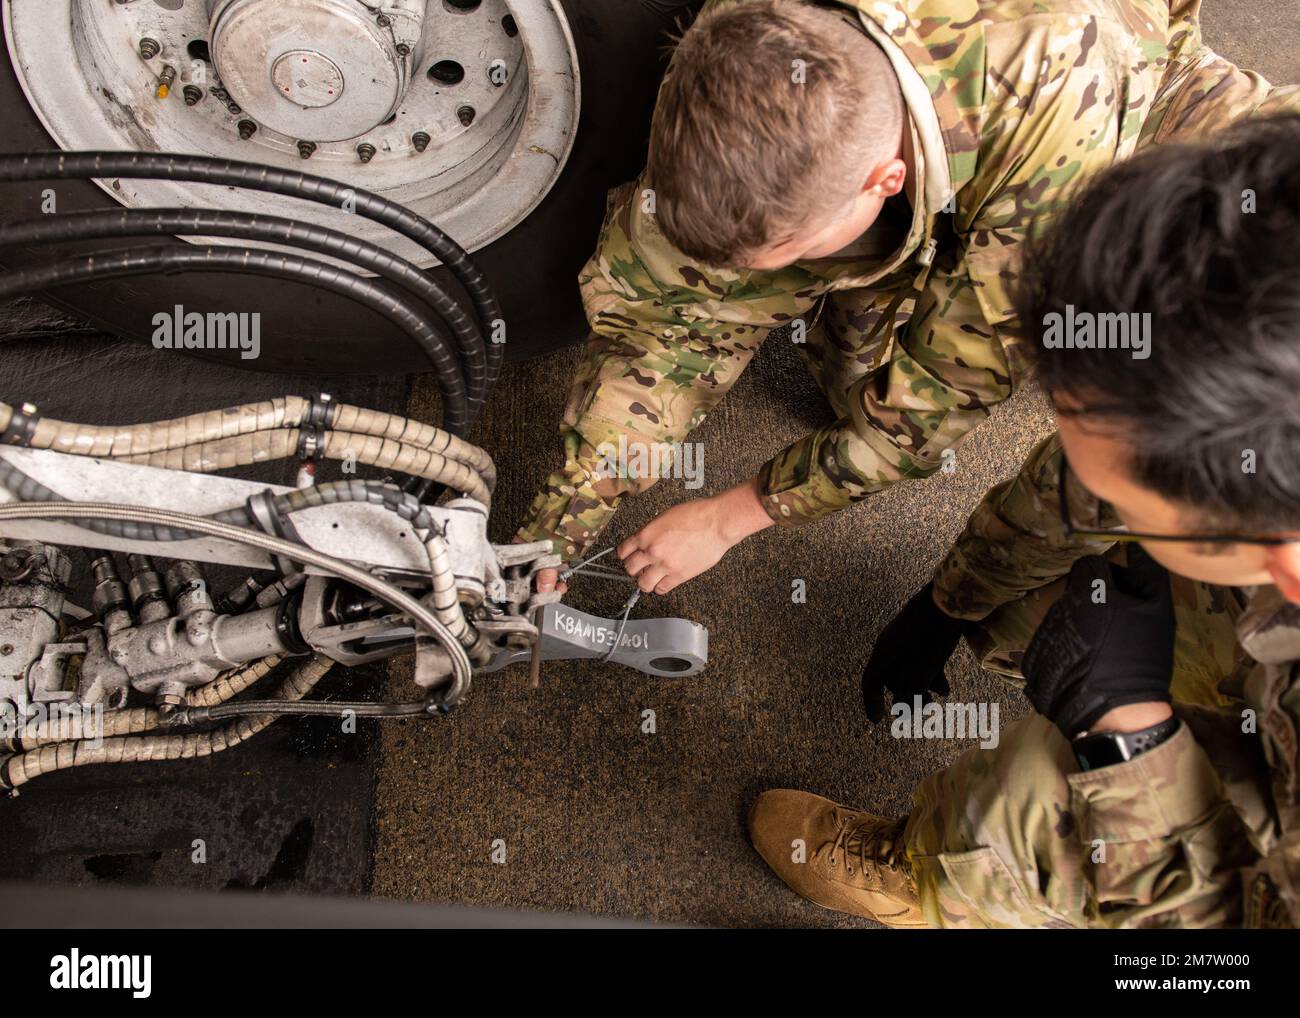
[[929, 845, 1074, 928], [962, 241, 1022, 328]]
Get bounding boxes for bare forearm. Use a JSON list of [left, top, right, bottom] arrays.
[[1088, 701, 1174, 735]]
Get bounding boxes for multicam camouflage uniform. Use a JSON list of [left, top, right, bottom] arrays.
[[905, 435, 1300, 928], [515, 0, 1300, 559]]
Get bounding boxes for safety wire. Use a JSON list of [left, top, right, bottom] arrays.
[[559, 547, 642, 663]]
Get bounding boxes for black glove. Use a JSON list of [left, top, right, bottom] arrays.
[[1021, 547, 1175, 737], [861, 583, 973, 722]]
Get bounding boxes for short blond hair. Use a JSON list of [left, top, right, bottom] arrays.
[[646, 0, 905, 265]]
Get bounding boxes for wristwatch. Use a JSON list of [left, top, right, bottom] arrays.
[[1071, 716, 1181, 772]]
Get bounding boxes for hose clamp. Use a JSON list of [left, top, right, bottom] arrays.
[[245, 489, 306, 576], [1, 402, 40, 447], [296, 392, 333, 463]]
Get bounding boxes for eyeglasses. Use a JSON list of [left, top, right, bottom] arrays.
[[1056, 457, 1300, 548]]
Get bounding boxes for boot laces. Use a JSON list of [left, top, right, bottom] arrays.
[[826, 812, 904, 877]]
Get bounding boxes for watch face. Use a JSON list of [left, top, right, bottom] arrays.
[[1074, 735, 1128, 771]]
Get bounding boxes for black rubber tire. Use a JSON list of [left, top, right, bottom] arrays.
[[0, 1, 701, 376]]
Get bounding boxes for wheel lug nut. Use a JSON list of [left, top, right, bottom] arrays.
[[456, 105, 475, 127], [356, 142, 376, 163], [237, 119, 257, 140], [297, 140, 316, 159], [139, 37, 160, 60], [411, 131, 430, 153], [183, 85, 204, 106]]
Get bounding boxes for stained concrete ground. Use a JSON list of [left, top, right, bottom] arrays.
[[369, 6, 1299, 926]]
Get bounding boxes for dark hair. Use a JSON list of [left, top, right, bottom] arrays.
[[1017, 114, 1300, 532]]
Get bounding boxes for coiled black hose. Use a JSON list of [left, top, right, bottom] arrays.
[[0, 244, 473, 435], [0, 208, 487, 416], [0, 150, 506, 437]]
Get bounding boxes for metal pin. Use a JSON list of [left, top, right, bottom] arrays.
[[529, 635, 542, 689], [600, 590, 641, 663]]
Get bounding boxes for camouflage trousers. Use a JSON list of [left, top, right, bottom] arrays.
[[898, 444, 1255, 927], [901, 707, 1257, 927], [898, 579, 1257, 927]]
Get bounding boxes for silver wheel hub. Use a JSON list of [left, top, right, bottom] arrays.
[[2, 0, 581, 264], [212, 0, 413, 141]]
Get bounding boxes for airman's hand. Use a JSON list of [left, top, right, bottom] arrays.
[[617, 477, 774, 594]]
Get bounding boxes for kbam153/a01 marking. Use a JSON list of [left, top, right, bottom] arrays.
[[552, 608, 648, 650]]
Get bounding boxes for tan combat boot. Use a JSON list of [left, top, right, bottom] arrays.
[[748, 789, 926, 927]]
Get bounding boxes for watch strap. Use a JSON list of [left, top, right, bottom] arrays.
[[1072, 716, 1180, 771]]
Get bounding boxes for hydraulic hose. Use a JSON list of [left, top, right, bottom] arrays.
[[0, 653, 335, 791], [0, 151, 505, 389], [186, 699, 432, 721], [0, 245, 472, 435], [0, 655, 286, 752], [0, 501, 475, 703], [0, 210, 487, 415], [0, 395, 496, 492], [189, 654, 284, 707], [117, 429, 492, 506], [0, 460, 489, 664]]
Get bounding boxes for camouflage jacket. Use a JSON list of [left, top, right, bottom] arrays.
[[933, 434, 1300, 928], [515, 0, 1296, 559]]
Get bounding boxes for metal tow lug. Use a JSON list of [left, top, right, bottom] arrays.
[[480, 604, 709, 678]]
